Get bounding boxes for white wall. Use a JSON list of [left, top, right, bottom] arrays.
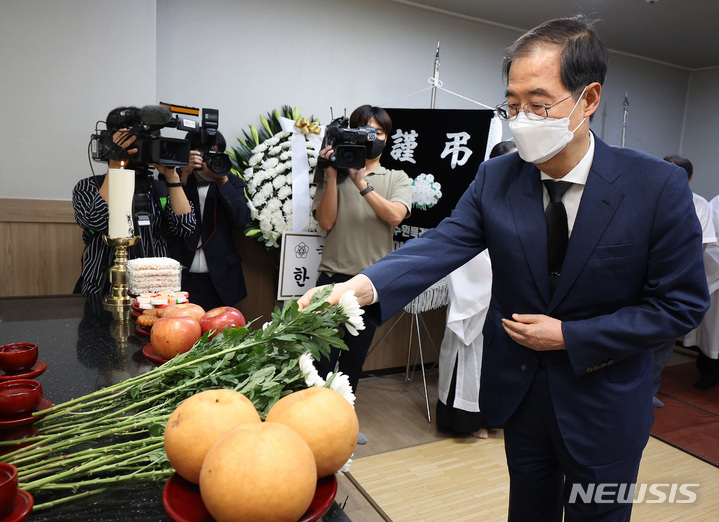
[[0, 0, 157, 200], [155, 0, 513, 140], [595, 53, 689, 153], [2, 0, 717, 201], [681, 68, 719, 200]]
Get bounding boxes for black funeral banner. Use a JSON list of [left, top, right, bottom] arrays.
[[382, 108, 494, 248]]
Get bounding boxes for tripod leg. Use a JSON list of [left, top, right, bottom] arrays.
[[415, 312, 431, 423], [405, 312, 415, 381]]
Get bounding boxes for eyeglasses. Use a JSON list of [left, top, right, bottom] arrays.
[[496, 93, 577, 121]]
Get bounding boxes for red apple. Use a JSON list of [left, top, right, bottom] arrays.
[[200, 306, 247, 339], [162, 303, 205, 322], [150, 316, 202, 359]]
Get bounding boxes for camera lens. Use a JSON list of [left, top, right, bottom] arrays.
[[159, 140, 181, 161], [335, 144, 366, 169], [206, 152, 231, 176], [341, 150, 358, 165]]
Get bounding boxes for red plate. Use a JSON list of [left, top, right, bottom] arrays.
[[0, 361, 47, 382], [162, 473, 338, 522], [135, 324, 151, 337], [142, 344, 169, 366], [0, 398, 52, 429], [2, 489, 32, 522]]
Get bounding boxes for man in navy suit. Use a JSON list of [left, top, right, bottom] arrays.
[[300, 16, 709, 521], [167, 131, 251, 311]]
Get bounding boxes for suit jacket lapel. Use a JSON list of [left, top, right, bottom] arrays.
[[549, 138, 624, 310], [510, 162, 552, 303]]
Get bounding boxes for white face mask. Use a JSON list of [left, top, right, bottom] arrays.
[[508, 87, 587, 164]]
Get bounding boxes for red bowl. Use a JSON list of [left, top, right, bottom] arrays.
[[0, 343, 38, 373], [0, 463, 17, 515], [0, 380, 43, 417]]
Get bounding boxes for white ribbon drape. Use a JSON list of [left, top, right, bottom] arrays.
[[278, 117, 325, 231]]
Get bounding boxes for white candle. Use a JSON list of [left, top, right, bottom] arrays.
[[107, 165, 136, 238]]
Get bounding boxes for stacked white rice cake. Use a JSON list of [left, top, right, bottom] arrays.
[[126, 257, 182, 295]]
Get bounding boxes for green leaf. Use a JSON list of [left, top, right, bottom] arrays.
[[260, 115, 272, 136]]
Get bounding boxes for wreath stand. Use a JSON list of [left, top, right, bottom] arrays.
[[366, 43, 498, 422], [367, 279, 448, 422]]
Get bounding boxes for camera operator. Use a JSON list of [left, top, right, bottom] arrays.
[[313, 105, 412, 437], [165, 131, 251, 311], [72, 110, 197, 295]]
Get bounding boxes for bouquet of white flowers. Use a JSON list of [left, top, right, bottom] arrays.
[[228, 106, 323, 248]]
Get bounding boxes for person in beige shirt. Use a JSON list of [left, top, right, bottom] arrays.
[[312, 105, 411, 440]]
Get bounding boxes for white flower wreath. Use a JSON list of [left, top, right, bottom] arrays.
[[228, 107, 323, 248]]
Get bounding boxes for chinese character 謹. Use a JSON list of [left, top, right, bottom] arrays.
[[390, 129, 419, 164]]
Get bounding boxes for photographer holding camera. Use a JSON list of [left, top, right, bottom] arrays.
[[72, 107, 197, 295], [165, 130, 251, 311], [313, 105, 412, 436]]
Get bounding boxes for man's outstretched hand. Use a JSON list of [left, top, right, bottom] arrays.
[[297, 274, 375, 311]]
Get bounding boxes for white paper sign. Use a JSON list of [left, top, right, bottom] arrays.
[[277, 231, 325, 301]]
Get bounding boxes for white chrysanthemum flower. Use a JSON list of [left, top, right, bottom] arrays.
[[281, 140, 293, 149], [252, 170, 265, 184], [265, 136, 281, 146], [272, 175, 286, 189], [280, 151, 291, 161], [253, 192, 267, 207], [282, 199, 293, 217], [278, 185, 292, 200], [276, 162, 290, 174], [266, 198, 282, 213], [248, 154, 263, 166], [270, 213, 283, 228], [269, 145, 283, 156], [259, 183, 274, 200], [338, 291, 365, 336], [259, 219, 272, 237], [244, 167, 254, 177], [326, 371, 356, 407], [299, 353, 326, 388], [263, 157, 279, 169], [251, 143, 268, 154], [308, 157, 317, 167]]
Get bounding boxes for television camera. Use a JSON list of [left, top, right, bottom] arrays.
[[89, 103, 231, 175], [322, 116, 377, 170]]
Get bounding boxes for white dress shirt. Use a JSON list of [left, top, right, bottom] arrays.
[[540, 132, 595, 236]]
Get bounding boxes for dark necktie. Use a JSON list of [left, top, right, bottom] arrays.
[[543, 180, 572, 292]]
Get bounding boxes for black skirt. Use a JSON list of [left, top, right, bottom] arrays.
[[435, 358, 490, 433]]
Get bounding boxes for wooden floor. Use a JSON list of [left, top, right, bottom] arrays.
[[336, 352, 719, 521]]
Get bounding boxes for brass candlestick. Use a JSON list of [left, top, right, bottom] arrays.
[[102, 235, 140, 323]]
